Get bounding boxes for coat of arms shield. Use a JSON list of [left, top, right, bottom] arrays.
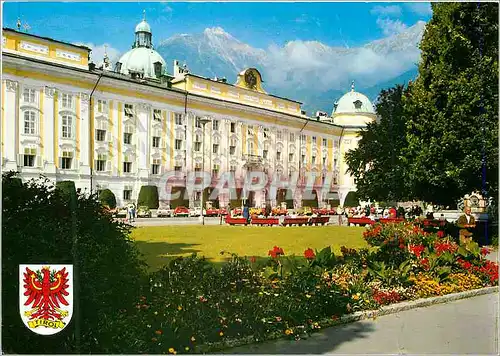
[[19, 264, 73, 335]]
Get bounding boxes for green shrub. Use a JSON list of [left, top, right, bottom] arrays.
[[344, 191, 360, 207], [170, 187, 189, 209], [2, 172, 147, 353], [138, 185, 159, 209], [99, 189, 117, 209], [56, 180, 77, 204]]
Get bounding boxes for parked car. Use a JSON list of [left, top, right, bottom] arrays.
[[174, 206, 190, 217], [157, 206, 173, 218], [205, 208, 219, 217], [219, 207, 228, 216], [114, 207, 128, 218], [189, 207, 201, 217], [137, 206, 152, 218]]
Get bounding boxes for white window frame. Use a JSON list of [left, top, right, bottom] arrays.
[[61, 93, 74, 110], [153, 109, 162, 122], [61, 115, 74, 139], [23, 110, 37, 135], [23, 88, 37, 104], [97, 99, 108, 114], [175, 113, 184, 126]]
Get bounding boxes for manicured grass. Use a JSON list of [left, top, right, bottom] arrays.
[[131, 225, 367, 270]]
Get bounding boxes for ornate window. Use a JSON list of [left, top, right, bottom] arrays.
[[151, 158, 161, 175], [95, 153, 107, 172], [97, 99, 108, 114], [175, 113, 184, 126], [61, 93, 74, 110], [61, 115, 73, 139], [230, 122, 235, 133], [23, 88, 36, 104], [276, 130, 282, 140], [212, 120, 219, 131], [23, 110, 37, 135], [60, 151, 73, 170], [22, 147, 37, 167], [153, 109, 162, 122], [124, 104, 134, 118]]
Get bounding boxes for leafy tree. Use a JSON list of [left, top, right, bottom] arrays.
[[98, 188, 117, 209], [137, 185, 159, 209], [2, 172, 147, 353], [402, 3, 498, 206], [345, 84, 409, 202], [343, 191, 360, 207]]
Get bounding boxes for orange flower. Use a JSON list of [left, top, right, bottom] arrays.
[[155, 330, 163, 335]]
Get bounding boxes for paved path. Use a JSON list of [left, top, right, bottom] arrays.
[[225, 293, 498, 355]]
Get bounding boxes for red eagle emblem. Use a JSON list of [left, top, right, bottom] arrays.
[[23, 266, 70, 321]]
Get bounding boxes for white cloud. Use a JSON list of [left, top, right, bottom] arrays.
[[405, 3, 432, 16], [376, 18, 408, 37], [370, 5, 402, 17], [261, 22, 423, 93], [74, 42, 121, 65]]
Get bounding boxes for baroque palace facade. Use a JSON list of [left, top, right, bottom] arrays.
[[1, 18, 377, 209]]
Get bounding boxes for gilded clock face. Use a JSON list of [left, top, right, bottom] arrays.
[[245, 70, 257, 89]]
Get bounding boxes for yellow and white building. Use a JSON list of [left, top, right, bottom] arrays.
[[1, 18, 377, 208]]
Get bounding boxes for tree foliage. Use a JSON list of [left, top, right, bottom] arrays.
[[99, 188, 117, 209], [2, 172, 147, 353], [343, 191, 360, 207], [137, 185, 159, 209], [345, 84, 409, 202], [402, 3, 498, 206]]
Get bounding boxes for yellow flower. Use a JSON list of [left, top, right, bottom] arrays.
[[154, 311, 158, 315], [190, 336, 196, 342], [305, 294, 312, 298], [168, 348, 176, 354], [285, 329, 292, 335], [185, 347, 190, 351], [352, 294, 360, 300], [177, 305, 183, 311], [219, 331, 224, 336]]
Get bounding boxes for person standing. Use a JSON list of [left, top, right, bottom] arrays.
[[456, 207, 476, 244], [243, 204, 250, 226]]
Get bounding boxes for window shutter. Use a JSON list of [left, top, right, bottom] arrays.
[[106, 160, 111, 172], [73, 159, 79, 169], [59, 157, 63, 168], [17, 154, 23, 166], [106, 131, 112, 142], [36, 156, 42, 167]]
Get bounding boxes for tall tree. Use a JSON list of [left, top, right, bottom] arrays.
[[402, 3, 498, 206], [345, 84, 409, 202]]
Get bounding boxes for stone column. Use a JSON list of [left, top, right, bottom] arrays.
[[4, 80, 18, 171]]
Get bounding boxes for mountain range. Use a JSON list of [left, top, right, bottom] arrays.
[[154, 21, 426, 114]]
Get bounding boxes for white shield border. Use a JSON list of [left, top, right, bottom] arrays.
[[19, 264, 74, 335]]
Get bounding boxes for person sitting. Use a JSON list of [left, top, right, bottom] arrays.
[[456, 207, 476, 244]]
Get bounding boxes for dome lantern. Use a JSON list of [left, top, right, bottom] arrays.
[[115, 12, 167, 80], [133, 10, 152, 49]]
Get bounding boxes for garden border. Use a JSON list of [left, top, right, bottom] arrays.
[[199, 286, 499, 353]]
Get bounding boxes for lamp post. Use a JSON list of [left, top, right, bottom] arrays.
[[198, 116, 211, 225]]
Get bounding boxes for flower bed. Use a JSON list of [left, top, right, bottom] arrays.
[[119, 222, 497, 354]]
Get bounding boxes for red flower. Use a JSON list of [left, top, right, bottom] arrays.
[[269, 246, 285, 258], [304, 248, 316, 260], [480, 247, 490, 256], [249, 256, 257, 263], [399, 244, 405, 250], [409, 244, 425, 258], [437, 231, 445, 238], [420, 258, 430, 270]]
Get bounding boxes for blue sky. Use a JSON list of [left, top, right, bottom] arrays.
[[3, 2, 432, 53]]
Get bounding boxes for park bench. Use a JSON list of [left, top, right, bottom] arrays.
[[348, 217, 375, 227], [309, 216, 330, 226], [282, 217, 310, 226], [225, 216, 248, 226], [251, 217, 280, 226]]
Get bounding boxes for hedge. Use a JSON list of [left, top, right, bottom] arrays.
[[344, 191, 360, 207], [138, 185, 159, 209], [99, 189, 117, 209]]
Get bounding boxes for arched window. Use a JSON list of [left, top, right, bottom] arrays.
[[23, 110, 37, 135], [61, 115, 73, 139]]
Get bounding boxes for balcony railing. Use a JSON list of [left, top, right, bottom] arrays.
[[242, 154, 262, 165]]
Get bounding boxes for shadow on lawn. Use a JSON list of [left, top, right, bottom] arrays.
[[134, 241, 202, 271], [224, 320, 376, 354]]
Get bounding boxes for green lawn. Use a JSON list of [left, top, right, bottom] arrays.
[[131, 225, 367, 270]]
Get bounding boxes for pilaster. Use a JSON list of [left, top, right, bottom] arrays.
[[79, 92, 90, 175], [4, 80, 19, 171]]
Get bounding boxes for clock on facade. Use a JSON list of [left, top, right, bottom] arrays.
[[245, 70, 257, 89]]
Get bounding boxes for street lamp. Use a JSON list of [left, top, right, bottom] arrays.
[[198, 116, 211, 225]]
